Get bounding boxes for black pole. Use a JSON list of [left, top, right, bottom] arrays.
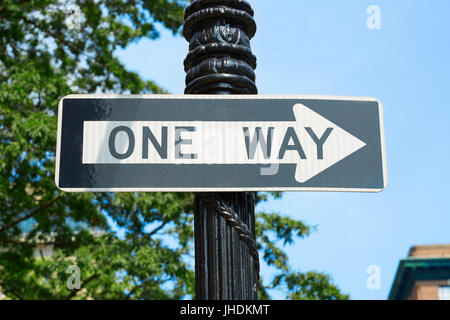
[[183, 0, 259, 300]]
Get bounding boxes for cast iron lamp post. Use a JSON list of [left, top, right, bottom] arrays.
[[183, 0, 259, 300]]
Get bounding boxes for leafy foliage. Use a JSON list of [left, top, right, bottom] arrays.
[[0, 0, 348, 300]]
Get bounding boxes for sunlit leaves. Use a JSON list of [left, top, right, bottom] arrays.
[[0, 0, 192, 300], [273, 271, 350, 300]]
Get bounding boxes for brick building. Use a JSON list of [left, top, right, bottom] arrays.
[[389, 244, 450, 300]]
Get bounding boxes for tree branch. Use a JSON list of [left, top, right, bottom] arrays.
[[0, 237, 75, 247], [0, 196, 60, 233], [126, 282, 145, 300], [147, 220, 169, 237], [7, 289, 26, 300], [65, 274, 100, 300]]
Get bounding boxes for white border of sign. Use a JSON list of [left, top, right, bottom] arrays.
[[55, 94, 388, 193]]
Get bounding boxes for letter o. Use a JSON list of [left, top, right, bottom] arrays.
[[109, 126, 135, 159]]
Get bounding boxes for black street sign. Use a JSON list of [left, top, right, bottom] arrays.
[[55, 95, 387, 192]]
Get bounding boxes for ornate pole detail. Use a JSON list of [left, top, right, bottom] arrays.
[[183, 0, 259, 300], [183, 0, 257, 94]]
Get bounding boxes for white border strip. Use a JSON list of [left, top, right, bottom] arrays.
[[54, 97, 64, 190], [58, 93, 381, 101], [55, 94, 387, 193], [57, 187, 385, 193], [378, 101, 389, 191]]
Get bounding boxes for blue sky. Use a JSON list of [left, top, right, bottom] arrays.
[[116, 0, 450, 299]]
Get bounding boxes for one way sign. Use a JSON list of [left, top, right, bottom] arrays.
[[55, 95, 387, 192]]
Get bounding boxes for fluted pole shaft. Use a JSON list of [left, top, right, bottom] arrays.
[[183, 0, 259, 300]]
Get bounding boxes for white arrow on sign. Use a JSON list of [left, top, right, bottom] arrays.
[[82, 104, 366, 183]]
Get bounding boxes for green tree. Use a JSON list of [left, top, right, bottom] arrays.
[[0, 0, 348, 300]]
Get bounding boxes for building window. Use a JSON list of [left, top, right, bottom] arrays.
[[438, 286, 450, 300]]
